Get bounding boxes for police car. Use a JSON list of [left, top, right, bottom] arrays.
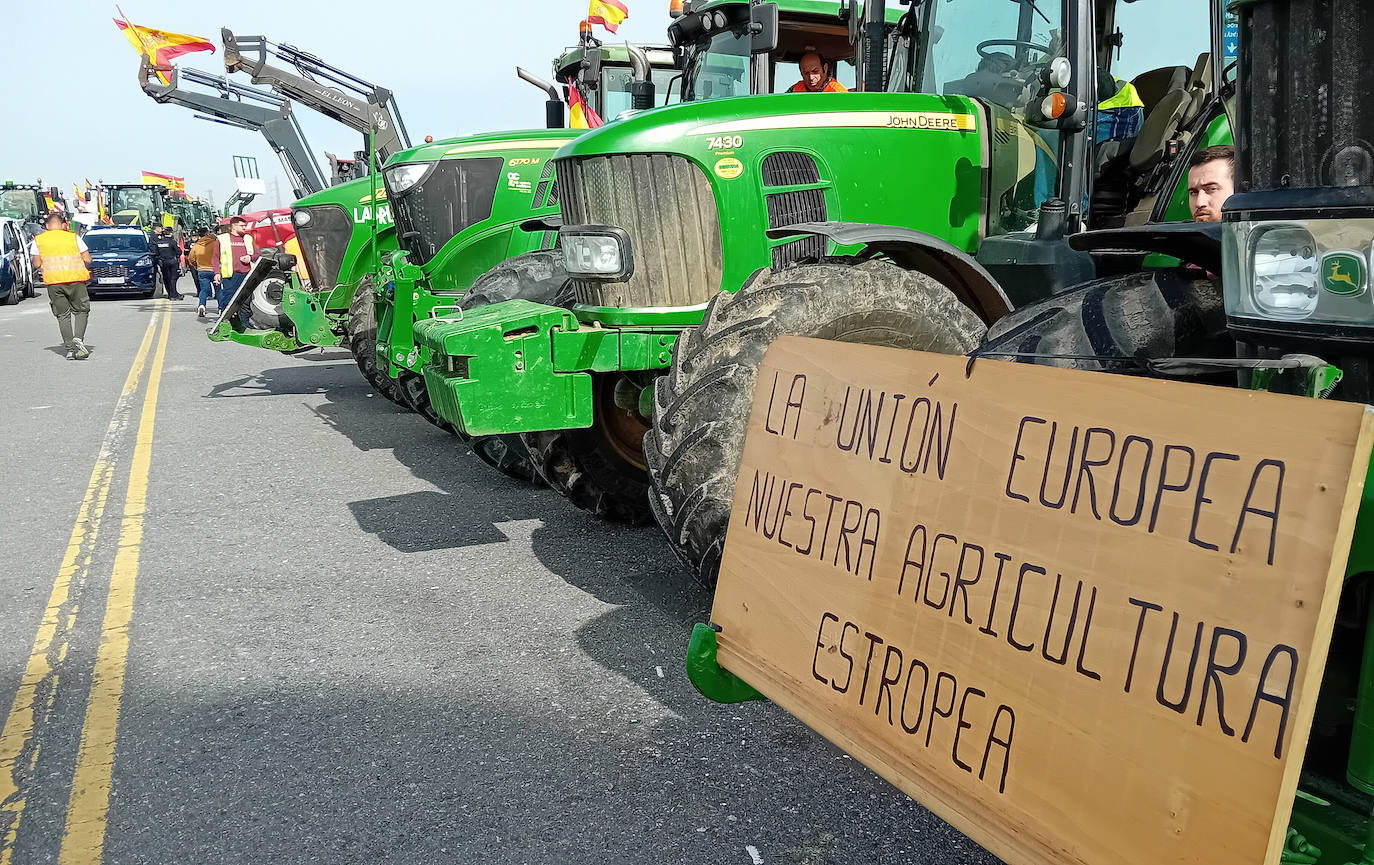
[[83, 227, 158, 298]]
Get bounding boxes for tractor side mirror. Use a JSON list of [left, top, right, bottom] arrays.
[[579, 48, 603, 88], [48, 187, 60, 204], [751, 3, 779, 54]]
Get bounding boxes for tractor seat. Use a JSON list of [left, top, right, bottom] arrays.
[[1127, 65, 1192, 172]]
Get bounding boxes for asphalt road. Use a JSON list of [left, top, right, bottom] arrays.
[[0, 279, 995, 865]]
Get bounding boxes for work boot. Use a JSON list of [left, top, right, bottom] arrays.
[[72, 338, 90, 360]]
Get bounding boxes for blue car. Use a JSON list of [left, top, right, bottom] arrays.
[[84, 227, 158, 298], [0, 217, 35, 306]]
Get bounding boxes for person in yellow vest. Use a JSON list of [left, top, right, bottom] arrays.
[[210, 216, 258, 321], [29, 212, 93, 360], [283, 234, 311, 286]]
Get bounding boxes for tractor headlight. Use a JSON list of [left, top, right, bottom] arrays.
[[1250, 225, 1319, 317], [384, 163, 432, 196], [292, 208, 312, 227], [561, 226, 634, 280], [1225, 217, 1374, 330]]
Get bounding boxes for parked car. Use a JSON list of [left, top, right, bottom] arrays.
[[0, 217, 35, 305], [83, 227, 157, 298]]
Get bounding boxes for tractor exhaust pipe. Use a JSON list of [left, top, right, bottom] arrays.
[[627, 43, 655, 110], [517, 66, 565, 129], [862, 0, 886, 92]]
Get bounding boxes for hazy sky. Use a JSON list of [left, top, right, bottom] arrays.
[[1, 0, 673, 209], [3, 1, 1213, 211]]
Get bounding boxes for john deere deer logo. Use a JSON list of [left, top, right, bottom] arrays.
[[1322, 252, 1366, 296]]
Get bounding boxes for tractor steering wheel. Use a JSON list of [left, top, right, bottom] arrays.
[[976, 39, 1051, 60]]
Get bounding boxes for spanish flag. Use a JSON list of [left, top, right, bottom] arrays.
[[568, 84, 604, 129], [588, 0, 628, 34], [115, 16, 215, 85]]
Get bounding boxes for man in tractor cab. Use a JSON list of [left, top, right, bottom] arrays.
[[1187, 144, 1234, 223], [790, 52, 848, 93]]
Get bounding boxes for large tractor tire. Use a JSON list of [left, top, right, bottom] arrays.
[[521, 371, 656, 524], [645, 259, 987, 588], [346, 277, 406, 407], [454, 249, 570, 484], [975, 269, 1230, 382]]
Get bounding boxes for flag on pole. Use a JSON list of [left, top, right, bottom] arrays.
[[140, 170, 184, 191], [72, 184, 87, 206], [568, 84, 604, 129], [587, 0, 629, 33], [114, 14, 214, 85]]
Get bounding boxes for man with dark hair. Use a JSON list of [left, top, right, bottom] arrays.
[[211, 216, 257, 317], [790, 52, 848, 93], [1188, 144, 1235, 223], [151, 225, 185, 300]]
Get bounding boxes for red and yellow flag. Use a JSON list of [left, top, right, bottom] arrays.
[[72, 184, 87, 206], [568, 84, 604, 130], [140, 170, 185, 192], [114, 16, 214, 85], [588, 0, 628, 34]]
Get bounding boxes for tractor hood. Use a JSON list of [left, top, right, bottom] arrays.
[[383, 128, 585, 168]]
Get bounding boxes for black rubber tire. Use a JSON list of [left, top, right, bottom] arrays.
[[2, 284, 17, 305], [521, 372, 654, 524], [976, 269, 1230, 382], [397, 369, 459, 435], [453, 250, 569, 485], [645, 259, 987, 588], [346, 278, 407, 406]]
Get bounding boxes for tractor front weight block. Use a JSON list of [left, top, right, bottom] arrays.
[[414, 299, 679, 437]]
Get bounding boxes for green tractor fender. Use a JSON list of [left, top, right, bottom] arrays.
[[769, 221, 1013, 325]]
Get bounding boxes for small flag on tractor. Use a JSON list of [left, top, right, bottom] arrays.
[[588, 0, 629, 33], [140, 170, 185, 191], [114, 12, 214, 85], [568, 84, 604, 129], [72, 184, 86, 206]]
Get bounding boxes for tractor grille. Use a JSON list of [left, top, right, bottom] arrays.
[[761, 151, 821, 186], [293, 204, 352, 292], [557, 154, 721, 308], [766, 188, 828, 269], [90, 265, 128, 279]]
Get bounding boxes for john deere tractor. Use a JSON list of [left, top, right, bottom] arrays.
[[413, 0, 1222, 532], [371, 39, 678, 478]]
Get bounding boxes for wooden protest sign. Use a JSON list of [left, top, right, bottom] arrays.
[[712, 336, 1374, 865]]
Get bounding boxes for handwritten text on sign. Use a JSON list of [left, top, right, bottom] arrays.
[[711, 336, 1374, 865]]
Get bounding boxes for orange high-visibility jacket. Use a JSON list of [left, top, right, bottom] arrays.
[[35, 230, 90, 284]]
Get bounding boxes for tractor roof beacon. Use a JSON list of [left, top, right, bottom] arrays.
[[411, 0, 1225, 539]]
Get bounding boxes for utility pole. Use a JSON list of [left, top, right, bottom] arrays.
[[269, 175, 281, 208]]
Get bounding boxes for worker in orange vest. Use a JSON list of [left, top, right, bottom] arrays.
[[790, 53, 849, 93], [29, 211, 93, 360]]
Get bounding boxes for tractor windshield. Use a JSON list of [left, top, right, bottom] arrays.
[[927, 0, 1064, 113], [0, 190, 39, 220], [109, 189, 159, 226], [602, 66, 682, 117], [683, 26, 752, 101]]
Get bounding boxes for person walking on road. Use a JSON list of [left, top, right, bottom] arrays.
[[211, 217, 257, 323], [29, 211, 93, 360], [188, 227, 217, 318], [151, 225, 185, 300]]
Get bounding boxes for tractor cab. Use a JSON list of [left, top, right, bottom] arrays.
[[103, 185, 171, 233], [0, 183, 57, 240]]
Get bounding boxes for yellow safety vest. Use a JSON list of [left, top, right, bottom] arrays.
[[218, 232, 254, 278], [283, 236, 311, 284], [35, 229, 90, 285], [1099, 80, 1145, 110]]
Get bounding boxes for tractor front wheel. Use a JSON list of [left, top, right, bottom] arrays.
[[645, 259, 988, 588], [522, 372, 654, 524], [347, 278, 406, 407]]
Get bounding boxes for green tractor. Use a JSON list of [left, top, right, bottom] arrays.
[[372, 39, 678, 477], [101, 183, 177, 235], [413, 0, 1221, 533]]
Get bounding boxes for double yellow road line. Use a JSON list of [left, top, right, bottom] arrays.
[[0, 302, 173, 865]]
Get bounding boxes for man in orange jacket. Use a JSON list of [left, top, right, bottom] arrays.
[[790, 53, 848, 93], [29, 212, 93, 360]]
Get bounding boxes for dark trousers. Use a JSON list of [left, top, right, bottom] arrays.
[[196, 270, 216, 308], [216, 272, 247, 323], [159, 262, 182, 299]]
